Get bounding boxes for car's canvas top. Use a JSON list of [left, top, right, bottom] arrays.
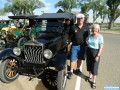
[[8, 15, 39, 19], [32, 13, 74, 20]]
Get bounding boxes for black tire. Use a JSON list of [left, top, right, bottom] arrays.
[[17, 37, 27, 47], [57, 62, 68, 90], [0, 59, 19, 83], [42, 69, 57, 90]]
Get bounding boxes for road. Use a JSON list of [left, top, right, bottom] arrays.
[[0, 33, 120, 90]]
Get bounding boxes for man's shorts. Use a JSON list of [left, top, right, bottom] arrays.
[[70, 45, 86, 61]]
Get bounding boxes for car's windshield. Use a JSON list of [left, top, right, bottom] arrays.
[[34, 20, 63, 33]]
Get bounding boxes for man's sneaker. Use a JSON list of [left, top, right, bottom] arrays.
[[67, 72, 73, 79], [75, 68, 82, 75]]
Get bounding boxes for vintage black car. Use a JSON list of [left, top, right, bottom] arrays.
[[0, 13, 75, 90]]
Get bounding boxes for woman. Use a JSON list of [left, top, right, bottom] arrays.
[[86, 24, 104, 89]]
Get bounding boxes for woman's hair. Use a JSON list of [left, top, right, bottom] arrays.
[[92, 24, 100, 32]]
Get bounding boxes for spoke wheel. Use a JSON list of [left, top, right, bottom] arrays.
[[0, 59, 19, 83], [42, 69, 57, 90]]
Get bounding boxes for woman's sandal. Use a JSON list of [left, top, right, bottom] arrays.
[[92, 83, 96, 89], [85, 77, 92, 82]]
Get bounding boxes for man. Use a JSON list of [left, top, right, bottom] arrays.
[[68, 13, 90, 79]]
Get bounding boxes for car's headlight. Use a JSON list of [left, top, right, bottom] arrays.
[[13, 47, 21, 56], [43, 49, 53, 59]]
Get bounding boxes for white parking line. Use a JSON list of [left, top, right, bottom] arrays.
[[75, 63, 83, 90]]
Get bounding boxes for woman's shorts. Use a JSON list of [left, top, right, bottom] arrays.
[[70, 45, 86, 61], [86, 47, 100, 75]]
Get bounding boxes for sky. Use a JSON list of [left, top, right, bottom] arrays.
[[0, 0, 120, 23]]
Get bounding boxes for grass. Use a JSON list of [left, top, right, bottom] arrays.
[[101, 27, 120, 31]]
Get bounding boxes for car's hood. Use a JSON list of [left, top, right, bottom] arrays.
[[24, 39, 51, 46]]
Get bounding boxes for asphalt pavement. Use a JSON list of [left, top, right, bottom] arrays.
[[0, 32, 120, 90], [81, 33, 120, 90]]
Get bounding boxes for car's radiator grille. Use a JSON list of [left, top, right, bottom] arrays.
[[24, 45, 44, 64]]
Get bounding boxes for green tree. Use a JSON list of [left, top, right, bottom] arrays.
[[106, 0, 120, 29], [77, 0, 108, 23], [89, 0, 108, 24], [4, 0, 45, 16], [115, 8, 120, 22], [77, 2, 92, 15], [100, 6, 110, 25], [0, 8, 6, 15], [55, 0, 77, 12]]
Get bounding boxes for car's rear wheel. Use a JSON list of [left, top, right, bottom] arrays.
[[57, 62, 68, 90], [0, 59, 19, 83]]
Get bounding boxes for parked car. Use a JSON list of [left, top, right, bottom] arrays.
[[9, 15, 38, 47], [0, 20, 11, 30], [0, 13, 75, 90], [0, 20, 11, 49], [0, 15, 38, 49]]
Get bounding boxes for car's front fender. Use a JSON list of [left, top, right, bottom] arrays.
[[54, 51, 68, 71], [0, 48, 23, 66], [0, 48, 13, 60]]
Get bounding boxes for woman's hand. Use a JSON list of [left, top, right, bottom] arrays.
[[95, 56, 99, 62]]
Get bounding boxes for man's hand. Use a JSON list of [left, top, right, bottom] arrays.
[[66, 43, 72, 52]]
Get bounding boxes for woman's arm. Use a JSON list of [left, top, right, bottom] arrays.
[[97, 44, 103, 57], [95, 44, 103, 61]]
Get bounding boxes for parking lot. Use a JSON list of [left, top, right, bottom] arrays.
[[0, 33, 120, 90]]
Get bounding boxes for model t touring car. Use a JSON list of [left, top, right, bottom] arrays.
[[0, 13, 75, 90], [0, 15, 38, 49]]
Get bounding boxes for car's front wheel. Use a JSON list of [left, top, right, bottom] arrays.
[[57, 62, 68, 90], [0, 59, 19, 83]]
